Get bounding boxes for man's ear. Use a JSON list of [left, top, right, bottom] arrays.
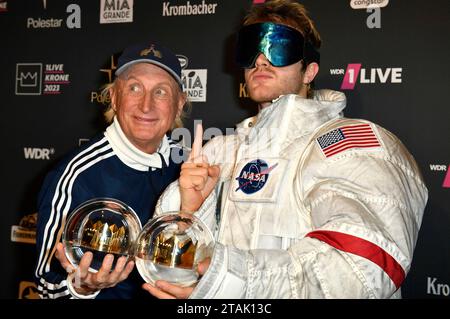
[[303, 62, 319, 84]]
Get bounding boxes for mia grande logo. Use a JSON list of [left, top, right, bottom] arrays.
[[100, 0, 133, 24], [178, 55, 208, 102]]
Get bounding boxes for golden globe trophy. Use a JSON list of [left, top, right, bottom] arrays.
[[134, 212, 214, 287], [62, 198, 142, 271]]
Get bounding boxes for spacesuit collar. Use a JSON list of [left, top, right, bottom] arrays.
[[238, 89, 346, 145], [105, 117, 170, 171]]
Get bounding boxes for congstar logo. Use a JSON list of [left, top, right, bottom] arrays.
[[350, 0, 389, 9]]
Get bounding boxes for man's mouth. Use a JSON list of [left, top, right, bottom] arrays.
[[251, 71, 273, 82], [135, 116, 157, 123]]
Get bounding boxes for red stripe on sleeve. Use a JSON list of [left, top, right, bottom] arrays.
[[306, 230, 405, 289]]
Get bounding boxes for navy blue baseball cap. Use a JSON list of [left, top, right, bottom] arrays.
[[115, 42, 183, 88]]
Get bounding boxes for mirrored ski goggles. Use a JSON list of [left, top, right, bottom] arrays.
[[235, 22, 320, 68]]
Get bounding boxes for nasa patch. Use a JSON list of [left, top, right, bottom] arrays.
[[235, 159, 278, 194]]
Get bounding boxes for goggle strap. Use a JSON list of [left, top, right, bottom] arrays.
[[303, 40, 320, 65]]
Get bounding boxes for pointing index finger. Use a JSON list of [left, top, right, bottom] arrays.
[[189, 123, 203, 163]]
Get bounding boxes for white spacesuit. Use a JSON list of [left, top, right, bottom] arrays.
[[155, 90, 428, 298]]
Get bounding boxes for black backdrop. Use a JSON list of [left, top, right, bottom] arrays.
[[1, 0, 449, 299]]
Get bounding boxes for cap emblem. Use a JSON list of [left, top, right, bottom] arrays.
[[140, 44, 162, 58]]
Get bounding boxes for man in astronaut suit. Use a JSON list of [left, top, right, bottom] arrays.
[[144, 0, 428, 299]]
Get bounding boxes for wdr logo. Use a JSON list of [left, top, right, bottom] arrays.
[[23, 147, 54, 160], [429, 164, 450, 188], [330, 64, 402, 90]]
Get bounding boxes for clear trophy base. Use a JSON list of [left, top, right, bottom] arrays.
[[135, 258, 198, 287]]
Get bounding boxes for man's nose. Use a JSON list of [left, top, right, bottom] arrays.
[[139, 92, 153, 112], [254, 53, 270, 67]]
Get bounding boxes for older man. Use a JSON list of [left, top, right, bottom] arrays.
[[35, 41, 188, 299]]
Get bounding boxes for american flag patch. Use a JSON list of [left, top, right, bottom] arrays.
[[317, 123, 381, 158]]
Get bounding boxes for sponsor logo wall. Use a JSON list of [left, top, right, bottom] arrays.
[[1, 0, 449, 299]]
